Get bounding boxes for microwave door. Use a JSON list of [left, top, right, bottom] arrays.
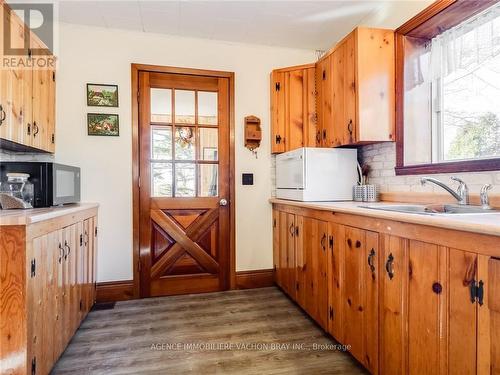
[[276, 153, 305, 190]]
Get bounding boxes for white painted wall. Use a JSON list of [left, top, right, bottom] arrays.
[[54, 23, 315, 282]]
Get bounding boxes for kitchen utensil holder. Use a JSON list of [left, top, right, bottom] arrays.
[[353, 185, 364, 201], [363, 184, 379, 202]]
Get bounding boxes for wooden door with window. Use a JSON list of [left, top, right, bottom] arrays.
[[138, 70, 231, 297]]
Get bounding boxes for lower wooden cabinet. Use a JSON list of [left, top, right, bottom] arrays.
[[272, 209, 328, 329], [1, 207, 97, 375], [272, 203, 500, 375]]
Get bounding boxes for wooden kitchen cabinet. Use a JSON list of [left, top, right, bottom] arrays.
[[270, 64, 316, 153], [272, 201, 500, 375], [316, 27, 395, 147], [2, 206, 98, 375], [272, 209, 328, 329], [0, 2, 56, 153]]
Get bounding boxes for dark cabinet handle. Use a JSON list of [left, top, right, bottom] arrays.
[[329, 235, 334, 251], [320, 233, 327, 250], [367, 248, 376, 273], [64, 240, 70, 260], [469, 281, 477, 303], [385, 253, 394, 279], [275, 134, 282, 144], [477, 280, 484, 306], [322, 129, 326, 140], [289, 223, 294, 237], [33, 121, 39, 137], [0, 104, 5, 126], [58, 243, 64, 263], [355, 240, 361, 248], [347, 119, 353, 134], [316, 131, 321, 144], [27, 123, 31, 135]]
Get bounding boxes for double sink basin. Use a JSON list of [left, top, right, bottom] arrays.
[[359, 203, 500, 216]]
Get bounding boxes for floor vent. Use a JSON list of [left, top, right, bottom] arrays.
[[92, 302, 116, 311]]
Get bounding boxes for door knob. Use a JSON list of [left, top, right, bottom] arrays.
[[219, 198, 228, 206]]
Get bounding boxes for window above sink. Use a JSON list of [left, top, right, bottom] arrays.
[[395, 0, 500, 175]]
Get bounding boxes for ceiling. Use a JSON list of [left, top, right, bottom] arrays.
[[27, 1, 429, 50]]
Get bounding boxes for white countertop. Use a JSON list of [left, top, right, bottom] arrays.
[[0, 203, 99, 226], [270, 199, 500, 237]]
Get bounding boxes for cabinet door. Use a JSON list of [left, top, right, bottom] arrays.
[[303, 67, 317, 148], [54, 229, 65, 360], [0, 8, 32, 146], [407, 240, 447, 375], [91, 216, 98, 305], [27, 235, 46, 375], [272, 209, 280, 285], [449, 248, 477, 375], [328, 223, 344, 342], [270, 71, 286, 153], [285, 69, 304, 151], [302, 217, 328, 328], [316, 56, 332, 147], [331, 42, 345, 147], [295, 215, 306, 308], [364, 231, 379, 374], [344, 32, 357, 145], [477, 255, 500, 375], [31, 36, 53, 152], [286, 213, 296, 300], [343, 226, 365, 362], [278, 211, 290, 294], [379, 235, 408, 375]]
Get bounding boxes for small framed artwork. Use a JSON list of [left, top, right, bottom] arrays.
[[87, 113, 119, 136], [203, 147, 218, 161], [87, 83, 119, 107]]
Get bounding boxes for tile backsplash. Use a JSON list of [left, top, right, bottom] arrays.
[[0, 149, 54, 163], [358, 143, 500, 195]]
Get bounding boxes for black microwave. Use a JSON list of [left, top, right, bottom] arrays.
[[0, 162, 81, 207]]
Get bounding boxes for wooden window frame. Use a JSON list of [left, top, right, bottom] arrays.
[[131, 64, 236, 298], [395, 0, 500, 175]]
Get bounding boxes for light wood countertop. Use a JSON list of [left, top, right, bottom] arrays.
[[270, 198, 500, 237], [0, 203, 99, 226]]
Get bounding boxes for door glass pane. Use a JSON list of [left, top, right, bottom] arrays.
[[175, 163, 195, 197], [175, 90, 195, 124], [198, 91, 218, 125], [151, 127, 172, 160], [151, 88, 172, 123], [175, 127, 195, 160], [199, 164, 218, 197], [199, 128, 218, 161], [151, 163, 173, 197]]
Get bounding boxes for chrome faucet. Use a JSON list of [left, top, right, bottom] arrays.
[[420, 176, 469, 205], [480, 184, 493, 210]]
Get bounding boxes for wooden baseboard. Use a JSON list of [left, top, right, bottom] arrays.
[[235, 269, 274, 289], [96, 280, 135, 303]]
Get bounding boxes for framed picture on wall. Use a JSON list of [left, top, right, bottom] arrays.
[[87, 83, 119, 107], [87, 113, 120, 136]]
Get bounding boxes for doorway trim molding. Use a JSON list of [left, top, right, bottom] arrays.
[[131, 63, 236, 298]]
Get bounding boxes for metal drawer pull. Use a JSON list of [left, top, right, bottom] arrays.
[[385, 253, 394, 279], [58, 243, 64, 263], [33, 121, 39, 137]]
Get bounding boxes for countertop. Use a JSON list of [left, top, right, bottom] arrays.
[[0, 203, 99, 226], [270, 198, 500, 237]]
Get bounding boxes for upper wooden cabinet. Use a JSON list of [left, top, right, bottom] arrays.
[[270, 64, 316, 153], [317, 27, 395, 147], [0, 2, 56, 153]]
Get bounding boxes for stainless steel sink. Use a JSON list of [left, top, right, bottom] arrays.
[[359, 204, 500, 215]]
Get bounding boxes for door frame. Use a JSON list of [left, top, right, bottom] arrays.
[[131, 63, 236, 298]]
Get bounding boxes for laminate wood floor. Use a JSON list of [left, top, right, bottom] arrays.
[[52, 287, 367, 375]]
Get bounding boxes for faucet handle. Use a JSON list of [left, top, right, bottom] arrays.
[[451, 176, 466, 185], [480, 184, 493, 210], [451, 176, 469, 205]]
